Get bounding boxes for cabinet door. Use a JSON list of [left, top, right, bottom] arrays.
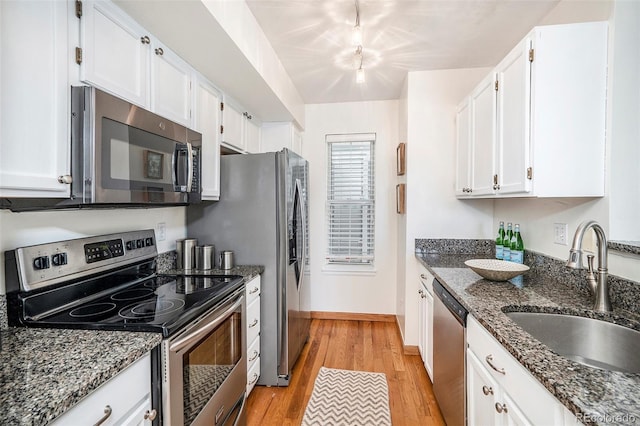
[[496, 37, 532, 195], [150, 43, 192, 127], [245, 117, 261, 153], [418, 285, 427, 364], [194, 77, 221, 200], [502, 392, 533, 426], [221, 98, 245, 151], [80, 0, 150, 108], [455, 97, 472, 195], [0, 0, 71, 197], [292, 127, 303, 155], [424, 289, 434, 380], [470, 73, 497, 196], [467, 349, 500, 426]]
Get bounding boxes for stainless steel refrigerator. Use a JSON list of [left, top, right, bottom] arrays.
[[187, 148, 310, 386]]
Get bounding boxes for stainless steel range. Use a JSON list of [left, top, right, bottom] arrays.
[[4, 230, 247, 426]]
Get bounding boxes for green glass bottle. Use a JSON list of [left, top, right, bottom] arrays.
[[510, 224, 524, 264], [495, 221, 505, 260], [503, 223, 513, 262]]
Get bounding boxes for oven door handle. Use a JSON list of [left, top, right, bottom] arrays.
[[169, 295, 243, 353]]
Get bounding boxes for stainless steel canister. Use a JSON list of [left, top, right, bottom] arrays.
[[195, 245, 215, 270], [219, 250, 234, 270], [176, 238, 198, 270]]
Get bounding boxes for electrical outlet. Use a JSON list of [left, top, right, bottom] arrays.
[[553, 223, 568, 245], [157, 222, 166, 241]]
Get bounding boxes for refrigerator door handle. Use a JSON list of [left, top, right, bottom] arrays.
[[297, 179, 307, 290]]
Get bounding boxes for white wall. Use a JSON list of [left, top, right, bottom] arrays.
[[400, 68, 494, 345], [0, 207, 186, 294], [303, 100, 399, 314]]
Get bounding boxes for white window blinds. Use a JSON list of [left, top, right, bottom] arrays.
[[326, 133, 375, 265]]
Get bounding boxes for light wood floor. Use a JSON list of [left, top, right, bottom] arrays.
[[246, 318, 445, 426]]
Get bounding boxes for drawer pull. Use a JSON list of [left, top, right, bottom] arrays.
[[249, 349, 259, 362], [420, 274, 428, 280], [249, 286, 259, 294], [249, 319, 259, 328], [485, 355, 506, 375], [248, 372, 259, 385], [144, 409, 157, 421], [495, 402, 508, 414], [93, 405, 112, 426], [482, 385, 493, 396]]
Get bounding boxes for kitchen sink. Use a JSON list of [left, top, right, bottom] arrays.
[[505, 311, 640, 374]]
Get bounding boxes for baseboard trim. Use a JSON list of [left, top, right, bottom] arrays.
[[403, 345, 420, 356], [310, 311, 396, 322]]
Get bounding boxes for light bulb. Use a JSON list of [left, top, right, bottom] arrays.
[[356, 67, 365, 84], [352, 24, 362, 46]]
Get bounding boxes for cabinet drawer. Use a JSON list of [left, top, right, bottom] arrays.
[[50, 354, 151, 426], [419, 270, 434, 295], [246, 354, 261, 396], [467, 316, 563, 425], [245, 275, 261, 305], [246, 297, 260, 345], [247, 335, 260, 371]]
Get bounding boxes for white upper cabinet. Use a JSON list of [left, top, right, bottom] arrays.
[[261, 122, 304, 155], [80, 0, 192, 127], [455, 98, 472, 195], [470, 73, 497, 196], [457, 21, 608, 198], [150, 43, 192, 127], [221, 96, 246, 152], [0, 0, 72, 198], [80, 0, 149, 107], [194, 75, 221, 200], [245, 115, 262, 154]]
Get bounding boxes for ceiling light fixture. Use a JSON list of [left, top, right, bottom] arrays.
[[352, 1, 365, 84], [352, 0, 362, 46]]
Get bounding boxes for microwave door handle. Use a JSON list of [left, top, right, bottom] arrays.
[[172, 145, 179, 190], [186, 142, 193, 193]]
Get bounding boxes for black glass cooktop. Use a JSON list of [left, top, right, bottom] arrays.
[[11, 261, 243, 338]]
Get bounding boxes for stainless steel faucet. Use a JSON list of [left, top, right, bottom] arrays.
[[566, 220, 611, 312]]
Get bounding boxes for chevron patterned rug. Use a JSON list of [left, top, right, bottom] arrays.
[[301, 367, 392, 426]]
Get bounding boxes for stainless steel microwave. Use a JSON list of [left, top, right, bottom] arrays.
[[1, 86, 201, 211], [70, 86, 202, 206]]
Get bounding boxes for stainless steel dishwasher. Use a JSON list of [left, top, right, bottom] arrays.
[[433, 278, 468, 426]]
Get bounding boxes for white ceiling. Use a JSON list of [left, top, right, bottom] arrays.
[[245, 0, 567, 104]]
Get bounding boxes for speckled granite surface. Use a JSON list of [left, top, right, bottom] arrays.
[[415, 238, 494, 255], [609, 241, 640, 256], [157, 250, 264, 280], [0, 295, 7, 331], [0, 328, 161, 425], [416, 249, 640, 425]]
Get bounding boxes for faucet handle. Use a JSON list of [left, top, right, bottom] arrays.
[[586, 254, 595, 273]]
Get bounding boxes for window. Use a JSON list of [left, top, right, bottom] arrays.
[[326, 133, 375, 265]]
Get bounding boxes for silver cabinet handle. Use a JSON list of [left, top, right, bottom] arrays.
[[93, 405, 112, 426], [482, 385, 493, 395], [485, 355, 506, 375], [248, 372, 259, 385], [420, 274, 429, 280], [140, 35, 150, 44], [495, 402, 508, 414], [144, 409, 157, 421], [248, 349, 259, 362], [155, 47, 164, 55], [418, 289, 424, 295], [249, 286, 259, 294], [249, 318, 258, 328], [58, 175, 72, 184]]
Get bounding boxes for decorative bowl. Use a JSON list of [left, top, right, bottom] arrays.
[[464, 259, 530, 282]]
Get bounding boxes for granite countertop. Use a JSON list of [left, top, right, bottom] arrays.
[[159, 265, 264, 281], [416, 252, 640, 425], [0, 328, 161, 425]]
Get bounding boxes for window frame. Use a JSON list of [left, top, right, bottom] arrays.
[[324, 133, 376, 269]]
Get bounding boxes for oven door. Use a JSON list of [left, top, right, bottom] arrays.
[[163, 290, 246, 426]]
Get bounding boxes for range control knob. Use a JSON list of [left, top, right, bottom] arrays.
[[33, 256, 50, 270], [126, 240, 134, 250], [136, 239, 144, 249], [145, 237, 154, 247], [51, 253, 68, 266]]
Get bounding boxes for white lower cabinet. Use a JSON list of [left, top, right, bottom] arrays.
[[50, 353, 155, 426], [418, 269, 434, 381], [467, 316, 575, 425], [245, 275, 261, 396]]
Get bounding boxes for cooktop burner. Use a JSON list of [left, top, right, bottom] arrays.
[[69, 302, 117, 318], [111, 288, 154, 301], [119, 297, 186, 320]]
